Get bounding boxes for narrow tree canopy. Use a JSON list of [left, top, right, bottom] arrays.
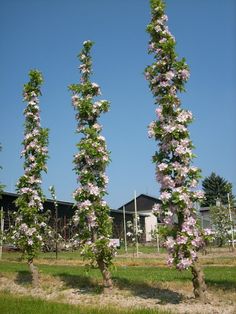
[[210, 204, 231, 247]]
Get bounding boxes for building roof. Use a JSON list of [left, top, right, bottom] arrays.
[[1, 191, 74, 207], [117, 193, 160, 213], [0, 191, 149, 217]]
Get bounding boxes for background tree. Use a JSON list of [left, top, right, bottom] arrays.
[[210, 204, 231, 247], [202, 172, 234, 207], [145, 0, 208, 301], [11, 70, 49, 287], [49, 185, 60, 258], [69, 41, 115, 290]]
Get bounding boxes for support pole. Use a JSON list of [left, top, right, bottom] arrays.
[[134, 191, 139, 257], [0, 207, 4, 260], [156, 221, 160, 253], [122, 206, 128, 253], [55, 203, 58, 259], [227, 193, 235, 250]]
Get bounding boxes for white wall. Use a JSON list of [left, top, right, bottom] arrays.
[[144, 213, 157, 242]]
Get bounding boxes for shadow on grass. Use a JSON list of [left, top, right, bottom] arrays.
[[56, 272, 182, 304], [15, 270, 32, 285], [56, 273, 103, 294], [113, 276, 182, 304], [205, 278, 236, 291]]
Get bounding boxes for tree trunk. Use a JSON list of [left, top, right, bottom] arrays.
[[191, 261, 208, 303], [97, 259, 113, 292], [28, 259, 39, 288]]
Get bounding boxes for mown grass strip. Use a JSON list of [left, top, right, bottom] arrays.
[[0, 291, 171, 314]]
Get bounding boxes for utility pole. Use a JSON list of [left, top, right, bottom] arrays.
[[227, 193, 235, 250], [0, 207, 4, 260], [134, 191, 139, 257], [122, 206, 128, 253]]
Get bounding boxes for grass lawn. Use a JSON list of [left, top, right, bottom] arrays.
[[0, 291, 171, 314], [0, 247, 235, 311], [0, 261, 235, 290]]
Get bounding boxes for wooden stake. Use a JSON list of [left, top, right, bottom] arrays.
[[123, 206, 128, 253], [227, 193, 235, 250], [134, 191, 139, 257], [0, 207, 3, 260]]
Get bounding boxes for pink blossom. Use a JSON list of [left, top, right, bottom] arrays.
[[160, 191, 171, 201], [178, 69, 190, 80], [157, 163, 168, 171], [163, 124, 176, 134], [19, 223, 28, 232], [176, 235, 188, 245], [87, 211, 97, 227], [100, 200, 107, 207], [152, 203, 161, 215], [155, 107, 163, 120], [93, 123, 102, 131], [165, 71, 175, 80], [87, 183, 100, 196], [194, 190, 205, 200], [175, 145, 191, 156], [159, 80, 170, 87], [161, 175, 175, 188], [159, 38, 167, 44], [191, 236, 204, 248], [80, 200, 92, 208], [204, 228, 213, 236], [190, 250, 197, 260], [148, 42, 155, 52], [98, 135, 105, 142], [163, 216, 173, 225], [190, 179, 198, 188], [176, 110, 192, 123], [167, 256, 174, 267], [179, 193, 190, 205], [177, 258, 192, 270], [148, 121, 156, 138], [165, 236, 175, 250]]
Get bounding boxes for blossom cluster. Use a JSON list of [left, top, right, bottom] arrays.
[[69, 41, 116, 267], [12, 70, 49, 260], [145, 0, 205, 270]]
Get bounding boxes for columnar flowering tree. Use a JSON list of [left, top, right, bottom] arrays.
[[69, 41, 115, 290], [13, 70, 49, 286], [145, 0, 207, 301]]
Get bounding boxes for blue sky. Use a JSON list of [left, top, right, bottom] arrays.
[[1, 0, 235, 209]]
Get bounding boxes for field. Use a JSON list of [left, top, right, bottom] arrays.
[[0, 246, 235, 314]]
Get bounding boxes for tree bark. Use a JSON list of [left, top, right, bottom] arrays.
[[28, 259, 39, 288], [97, 259, 113, 292], [191, 261, 208, 303]]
